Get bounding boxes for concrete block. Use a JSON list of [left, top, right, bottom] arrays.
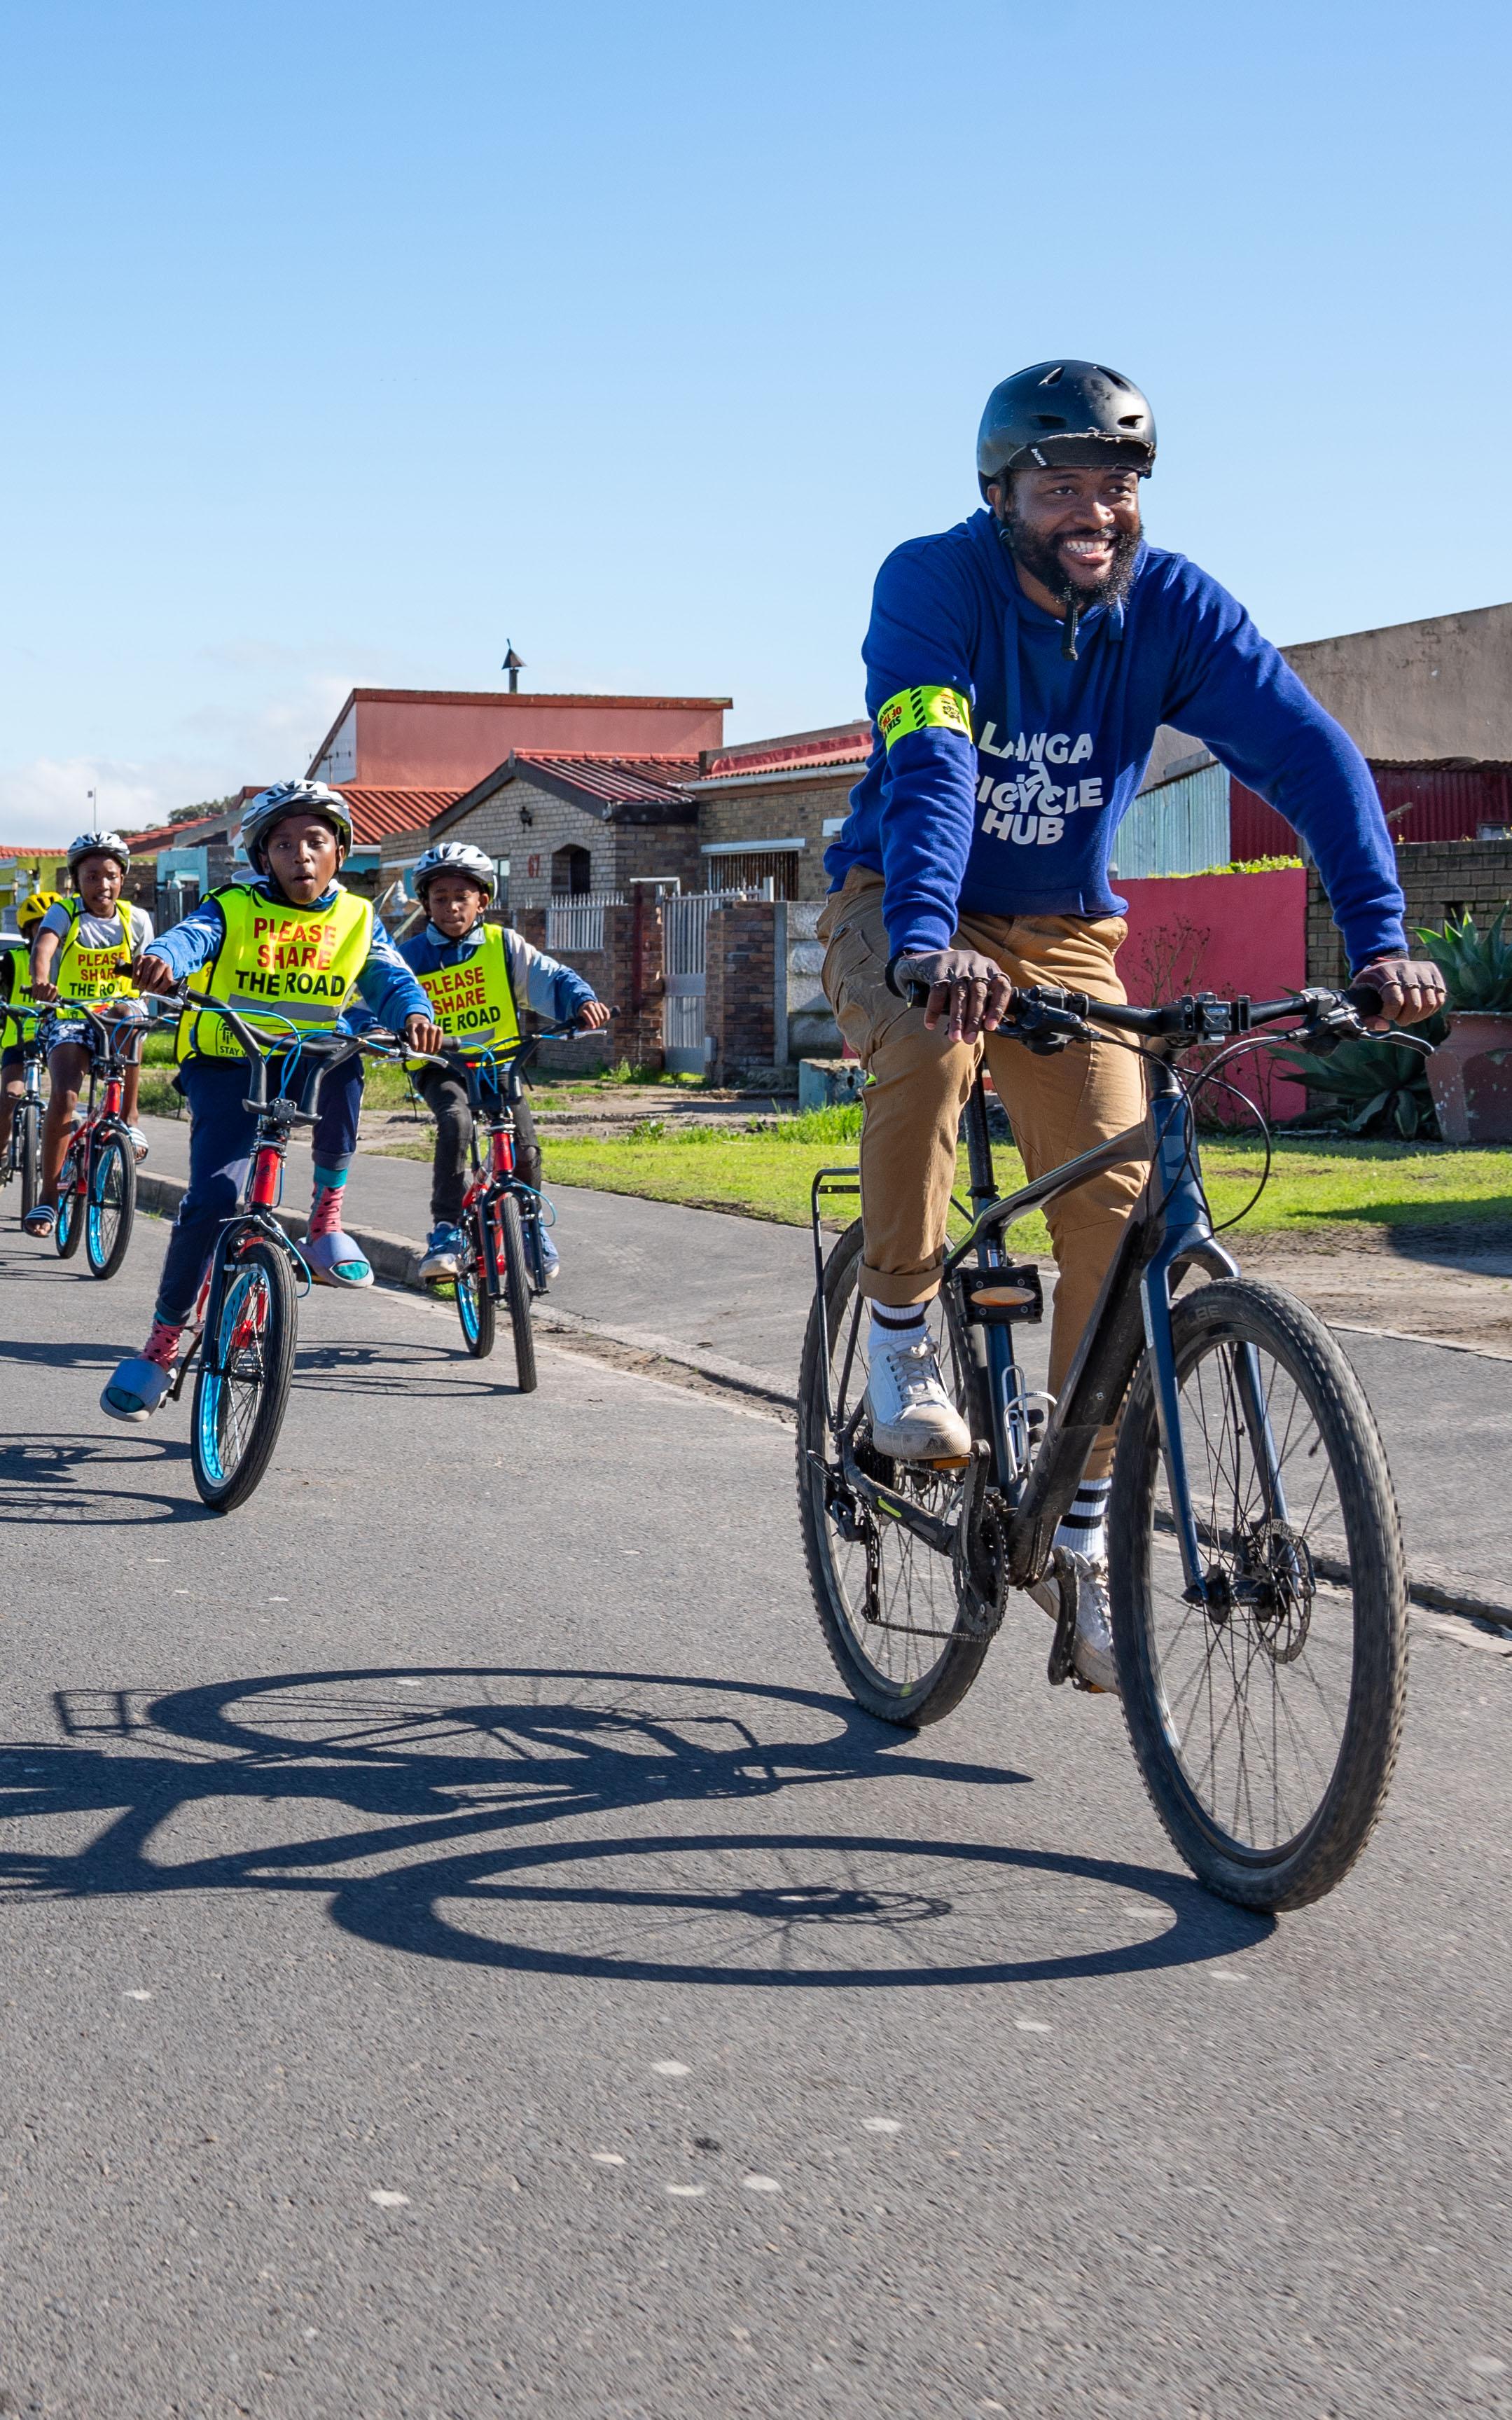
[[798, 1057, 867, 1112]]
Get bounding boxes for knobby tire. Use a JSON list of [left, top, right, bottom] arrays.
[[797, 1219, 990, 1725], [1109, 1278, 1408, 1911]]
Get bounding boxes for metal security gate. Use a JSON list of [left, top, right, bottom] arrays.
[[662, 892, 717, 1073]]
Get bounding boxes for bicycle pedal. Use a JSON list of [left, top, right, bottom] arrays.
[[1045, 1551, 1079, 1688], [924, 1453, 971, 1471]]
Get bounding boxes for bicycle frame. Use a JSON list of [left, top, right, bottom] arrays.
[[812, 1030, 1304, 1610], [59, 1009, 141, 1189]]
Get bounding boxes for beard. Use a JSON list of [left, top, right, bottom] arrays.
[[999, 504, 1142, 614]]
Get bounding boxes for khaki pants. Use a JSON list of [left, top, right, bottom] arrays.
[[818, 868, 1148, 1482]]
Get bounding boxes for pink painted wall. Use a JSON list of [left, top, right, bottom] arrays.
[[1117, 866, 1310, 1123], [350, 693, 729, 789]]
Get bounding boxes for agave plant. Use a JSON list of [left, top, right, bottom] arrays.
[[1275, 1015, 1448, 1141], [1414, 907, 1512, 1011]]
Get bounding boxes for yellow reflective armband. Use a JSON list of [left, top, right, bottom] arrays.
[[876, 685, 972, 749]]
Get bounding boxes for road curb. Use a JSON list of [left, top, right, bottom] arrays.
[[132, 1174, 1511, 1636]]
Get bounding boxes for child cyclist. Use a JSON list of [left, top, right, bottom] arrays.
[[99, 780, 441, 1422], [25, 834, 154, 1238], [0, 889, 61, 1168], [399, 841, 610, 1285]]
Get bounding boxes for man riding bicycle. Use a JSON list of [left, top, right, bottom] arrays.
[[819, 360, 1444, 1689]]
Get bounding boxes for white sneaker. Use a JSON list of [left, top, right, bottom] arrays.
[[127, 1126, 149, 1163], [1030, 1550, 1119, 1694], [863, 1332, 971, 1461]]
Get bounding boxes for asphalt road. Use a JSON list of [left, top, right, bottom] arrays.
[[1, 1208, 1509, 2419]]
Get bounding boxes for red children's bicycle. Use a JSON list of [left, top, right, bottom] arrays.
[[55, 1007, 145, 1280]]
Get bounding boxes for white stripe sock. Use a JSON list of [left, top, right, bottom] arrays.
[[1055, 1478, 1111, 1562]]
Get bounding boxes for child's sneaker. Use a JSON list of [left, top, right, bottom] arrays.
[[126, 1125, 150, 1163], [303, 1184, 374, 1288], [419, 1222, 463, 1284], [537, 1229, 560, 1285]]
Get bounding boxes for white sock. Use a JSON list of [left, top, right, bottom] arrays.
[[871, 1304, 928, 1349], [1055, 1478, 1111, 1562]]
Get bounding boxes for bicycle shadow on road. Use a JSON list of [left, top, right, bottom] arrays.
[[0, 1663, 1270, 1985], [291, 1338, 523, 1399], [0, 1430, 210, 1526]]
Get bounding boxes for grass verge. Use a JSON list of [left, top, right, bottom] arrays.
[[375, 1105, 1511, 1247]]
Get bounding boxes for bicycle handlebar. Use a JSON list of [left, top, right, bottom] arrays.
[[899, 974, 1430, 1055]]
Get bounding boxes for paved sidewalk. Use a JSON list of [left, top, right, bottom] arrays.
[[132, 1112, 1512, 1614]]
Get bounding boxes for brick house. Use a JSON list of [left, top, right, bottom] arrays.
[[686, 721, 871, 899], [426, 754, 702, 913]]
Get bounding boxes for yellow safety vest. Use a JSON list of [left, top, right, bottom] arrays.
[[410, 925, 522, 1060], [2, 948, 36, 1046], [51, 901, 139, 1006], [176, 883, 374, 1063]]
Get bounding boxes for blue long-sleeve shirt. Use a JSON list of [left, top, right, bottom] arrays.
[[824, 509, 1408, 975], [398, 921, 597, 1023], [148, 880, 432, 1032]]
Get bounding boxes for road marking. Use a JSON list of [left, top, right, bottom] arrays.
[[652, 2059, 691, 2076], [742, 2175, 781, 2192], [369, 2190, 410, 2208]]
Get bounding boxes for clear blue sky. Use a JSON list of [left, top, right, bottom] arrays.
[[1, 0, 1507, 839]]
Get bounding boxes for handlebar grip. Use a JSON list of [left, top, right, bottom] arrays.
[[1344, 981, 1386, 1016]]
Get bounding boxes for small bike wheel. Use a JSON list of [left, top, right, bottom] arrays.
[[455, 1210, 496, 1360], [55, 1140, 85, 1258], [796, 1219, 990, 1726], [17, 1102, 41, 1221], [85, 1131, 136, 1279], [498, 1191, 538, 1393], [190, 1235, 298, 1512], [1109, 1278, 1408, 1912]]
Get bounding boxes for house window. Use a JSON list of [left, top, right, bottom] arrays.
[[551, 844, 592, 897], [703, 848, 800, 898]]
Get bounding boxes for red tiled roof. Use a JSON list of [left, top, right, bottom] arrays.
[[698, 721, 872, 782], [513, 753, 697, 808], [333, 787, 464, 841], [0, 843, 67, 859]]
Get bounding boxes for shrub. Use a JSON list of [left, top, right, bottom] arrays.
[[1414, 908, 1512, 1013]]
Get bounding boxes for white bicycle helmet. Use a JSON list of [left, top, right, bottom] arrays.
[[240, 780, 354, 869], [412, 841, 497, 905], [67, 829, 132, 876]]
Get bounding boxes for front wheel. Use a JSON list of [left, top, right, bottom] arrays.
[[455, 1205, 497, 1359], [85, 1131, 135, 1278], [55, 1138, 85, 1258], [190, 1234, 298, 1512], [497, 1191, 538, 1393], [16, 1101, 41, 1220], [796, 1219, 990, 1726], [1109, 1278, 1408, 1911]]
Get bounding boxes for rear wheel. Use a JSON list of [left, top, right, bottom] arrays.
[[1110, 1279, 1408, 1911], [16, 1100, 41, 1220], [498, 1191, 538, 1393], [797, 1219, 990, 1725], [455, 1206, 496, 1358], [190, 1234, 298, 1512], [85, 1131, 135, 1278], [55, 1137, 85, 1258]]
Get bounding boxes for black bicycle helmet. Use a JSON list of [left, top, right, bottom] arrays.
[[977, 361, 1156, 497]]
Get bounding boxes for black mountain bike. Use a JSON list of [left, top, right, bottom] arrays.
[[1, 1017, 44, 1223], [798, 980, 1430, 1912]]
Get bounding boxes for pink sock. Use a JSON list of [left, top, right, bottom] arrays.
[[308, 1184, 346, 1240], [143, 1320, 185, 1371]]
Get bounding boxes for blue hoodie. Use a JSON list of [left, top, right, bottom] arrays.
[[824, 509, 1408, 976]]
